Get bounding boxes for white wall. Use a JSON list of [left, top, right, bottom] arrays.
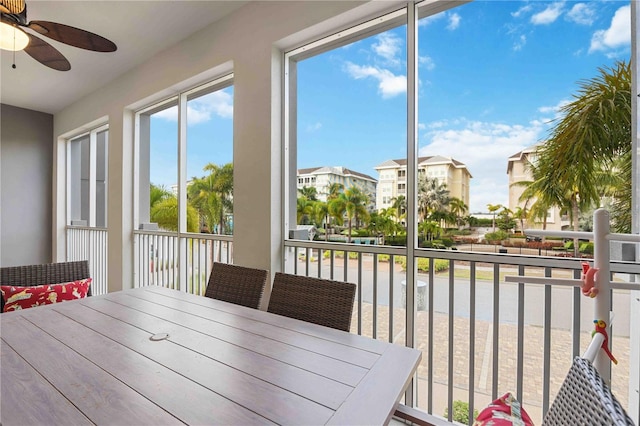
[[51, 1, 400, 294]]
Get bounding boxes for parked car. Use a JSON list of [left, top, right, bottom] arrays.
[[525, 234, 542, 242]]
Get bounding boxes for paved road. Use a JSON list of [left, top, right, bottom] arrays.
[[295, 257, 631, 336]]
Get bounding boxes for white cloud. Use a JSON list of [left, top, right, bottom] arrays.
[[418, 13, 445, 27], [345, 62, 406, 98], [447, 13, 461, 31], [511, 4, 533, 18], [419, 55, 435, 71], [538, 99, 570, 118], [419, 119, 546, 212], [589, 5, 630, 53], [152, 90, 233, 125], [153, 106, 178, 122], [531, 2, 564, 25], [372, 33, 403, 66], [566, 3, 596, 26], [513, 34, 527, 51]]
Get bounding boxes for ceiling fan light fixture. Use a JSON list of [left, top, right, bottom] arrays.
[[0, 22, 29, 51]]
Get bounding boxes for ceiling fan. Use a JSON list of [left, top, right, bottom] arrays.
[[0, 0, 116, 71]]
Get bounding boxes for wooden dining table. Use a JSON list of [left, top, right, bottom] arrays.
[[1, 285, 421, 425]]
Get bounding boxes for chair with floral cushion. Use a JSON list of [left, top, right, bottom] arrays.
[[0, 260, 91, 312]]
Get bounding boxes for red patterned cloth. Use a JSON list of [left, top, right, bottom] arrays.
[[1, 278, 92, 312], [474, 393, 534, 426]]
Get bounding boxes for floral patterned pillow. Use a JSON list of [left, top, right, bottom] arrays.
[[1, 278, 92, 312], [474, 392, 534, 426]]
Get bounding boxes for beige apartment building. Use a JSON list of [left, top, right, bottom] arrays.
[[374, 156, 471, 212], [297, 166, 377, 209], [507, 145, 569, 232]]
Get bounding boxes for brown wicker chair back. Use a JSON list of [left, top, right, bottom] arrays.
[[542, 357, 634, 425], [205, 262, 268, 309], [0, 260, 91, 312], [268, 272, 356, 332]]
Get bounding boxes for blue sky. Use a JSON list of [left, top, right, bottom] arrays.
[[151, 1, 631, 213]]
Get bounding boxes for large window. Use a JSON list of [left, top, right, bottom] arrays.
[[136, 75, 234, 234], [285, 1, 635, 421], [288, 9, 407, 245], [66, 125, 109, 295], [68, 126, 109, 227], [135, 75, 234, 290]]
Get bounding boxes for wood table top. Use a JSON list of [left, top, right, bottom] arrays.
[[1, 285, 421, 425]]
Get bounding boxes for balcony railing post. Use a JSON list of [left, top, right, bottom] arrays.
[[593, 208, 612, 381]]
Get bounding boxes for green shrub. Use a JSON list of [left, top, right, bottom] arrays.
[[579, 241, 594, 254], [485, 230, 509, 243], [444, 400, 478, 425], [396, 257, 449, 272], [386, 235, 407, 246]]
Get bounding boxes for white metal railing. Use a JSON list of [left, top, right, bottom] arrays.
[[283, 237, 640, 424], [66, 226, 108, 296], [133, 230, 233, 295]]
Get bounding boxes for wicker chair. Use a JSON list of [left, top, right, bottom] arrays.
[[267, 272, 356, 332], [0, 260, 91, 312], [204, 262, 268, 309], [542, 357, 634, 425]]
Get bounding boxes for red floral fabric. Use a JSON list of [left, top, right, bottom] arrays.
[[1, 278, 92, 312], [474, 392, 534, 426]]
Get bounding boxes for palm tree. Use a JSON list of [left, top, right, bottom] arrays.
[[150, 184, 172, 208], [418, 220, 440, 242], [296, 197, 314, 224], [390, 195, 407, 224], [536, 60, 631, 233], [486, 203, 502, 232], [325, 182, 344, 200], [329, 185, 370, 243], [513, 206, 528, 234], [298, 186, 318, 201], [311, 201, 330, 241], [449, 197, 468, 229], [150, 196, 199, 232], [417, 175, 450, 222], [188, 163, 234, 235]]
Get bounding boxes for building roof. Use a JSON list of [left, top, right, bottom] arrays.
[[297, 166, 377, 182], [375, 156, 472, 177], [506, 144, 541, 174]]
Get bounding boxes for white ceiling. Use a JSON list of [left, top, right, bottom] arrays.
[[0, 1, 248, 114]]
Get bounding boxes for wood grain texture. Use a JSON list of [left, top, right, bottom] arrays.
[[1, 340, 93, 426], [26, 308, 273, 425], [1, 286, 422, 425], [70, 295, 354, 409], [52, 301, 334, 424], [100, 290, 368, 386], [129, 286, 381, 366], [1, 316, 183, 425]]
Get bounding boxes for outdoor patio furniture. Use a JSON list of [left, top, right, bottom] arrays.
[[0, 260, 91, 312], [542, 357, 634, 425], [268, 272, 356, 332], [204, 262, 268, 309]]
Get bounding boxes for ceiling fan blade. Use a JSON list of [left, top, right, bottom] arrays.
[[23, 32, 70, 71], [27, 20, 116, 52]]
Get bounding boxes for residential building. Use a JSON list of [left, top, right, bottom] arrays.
[[375, 156, 472, 211], [297, 166, 377, 208], [507, 145, 570, 232]]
